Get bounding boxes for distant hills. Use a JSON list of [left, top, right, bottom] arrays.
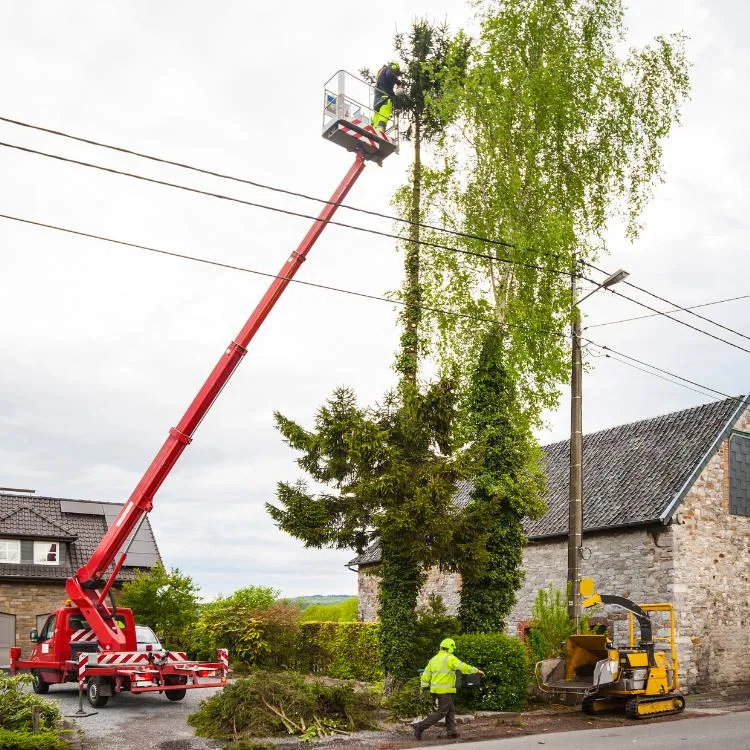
[[292, 594, 355, 609]]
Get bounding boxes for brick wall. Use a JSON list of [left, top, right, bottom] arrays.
[[0, 581, 67, 659]]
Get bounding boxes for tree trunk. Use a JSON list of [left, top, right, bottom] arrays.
[[397, 116, 422, 386]]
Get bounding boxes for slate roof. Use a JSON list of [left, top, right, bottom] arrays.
[[0, 493, 162, 582], [348, 396, 748, 568]]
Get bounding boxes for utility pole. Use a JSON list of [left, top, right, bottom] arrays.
[[567, 267, 629, 630]]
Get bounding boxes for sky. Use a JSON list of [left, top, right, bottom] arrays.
[[0, 1, 748, 601]]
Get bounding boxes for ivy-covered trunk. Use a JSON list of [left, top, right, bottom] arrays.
[[378, 540, 424, 688], [396, 115, 422, 385]]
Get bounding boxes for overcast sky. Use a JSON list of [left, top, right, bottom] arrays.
[[1, 1, 748, 600]]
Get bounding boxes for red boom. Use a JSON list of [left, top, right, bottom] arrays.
[[67, 152, 367, 649]]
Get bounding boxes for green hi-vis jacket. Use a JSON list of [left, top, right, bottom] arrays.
[[420, 650, 478, 694]]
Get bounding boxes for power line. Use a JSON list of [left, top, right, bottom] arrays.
[[1, 210, 740, 412], [584, 338, 742, 404], [2, 120, 747, 357], [588, 344, 726, 402], [0, 211, 563, 340], [0, 114, 519, 251], [602, 286, 750, 356], [586, 293, 750, 329], [0, 139, 576, 281], [587, 260, 750, 344]]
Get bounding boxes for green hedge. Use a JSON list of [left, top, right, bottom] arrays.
[[0, 728, 67, 750], [454, 633, 527, 712], [296, 622, 382, 681]]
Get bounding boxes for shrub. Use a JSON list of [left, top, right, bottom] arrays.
[[254, 603, 302, 670], [454, 633, 527, 711], [0, 672, 61, 731], [0, 729, 66, 750], [410, 595, 461, 675], [296, 622, 382, 681], [187, 670, 380, 740]]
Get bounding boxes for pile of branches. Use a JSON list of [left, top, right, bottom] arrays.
[[188, 670, 381, 741]]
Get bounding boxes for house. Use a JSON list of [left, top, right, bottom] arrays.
[[0, 492, 161, 664], [348, 395, 750, 692]]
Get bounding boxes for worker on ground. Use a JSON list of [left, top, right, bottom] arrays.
[[372, 61, 402, 134], [412, 638, 485, 740]]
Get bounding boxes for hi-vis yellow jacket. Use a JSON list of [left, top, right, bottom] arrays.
[[420, 650, 478, 694]]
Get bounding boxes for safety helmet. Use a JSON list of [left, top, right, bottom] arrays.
[[388, 61, 401, 72], [440, 638, 456, 653]]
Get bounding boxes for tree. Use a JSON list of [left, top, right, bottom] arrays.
[[420, 0, 689, 424], [118, 563, 200, 648], [455, 325, 546, 632], [364, 20, 470, 384], [267, 381, 465, 682]]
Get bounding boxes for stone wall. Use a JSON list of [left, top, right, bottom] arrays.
[[357, 566, 462, 622], [0, 581, 67, 659], [670, 405, 750, 690]]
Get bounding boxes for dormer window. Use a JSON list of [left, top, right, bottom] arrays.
[[0, 539, 21, 563], [33, 541, 59, 565]]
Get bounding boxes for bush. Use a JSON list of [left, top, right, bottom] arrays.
[[454, 633, 527, 711], [0, 729, 67, 750], [0, 672, 61, 731], [296, 622, 382, 681], [187, 670, 380, 740], [254, 604, 302, 670], [410, 595, 461, 675]]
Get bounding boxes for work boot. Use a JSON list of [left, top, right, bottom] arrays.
[[411, 723, 423, 740]]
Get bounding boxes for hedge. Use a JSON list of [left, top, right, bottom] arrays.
[[296, 622, 382, 681], [0, 729, 67, 750], [454, 633, 528, 712]]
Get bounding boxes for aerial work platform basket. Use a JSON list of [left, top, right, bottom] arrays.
[[322, 70, 399, 164]]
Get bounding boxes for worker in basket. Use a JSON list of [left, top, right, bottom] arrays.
[[372, 61, 403, 134], [412, 638, 484, 740]]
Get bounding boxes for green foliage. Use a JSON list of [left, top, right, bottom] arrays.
[[457, 326, 546, 633], [185, 588, 295, 668], [268, 383, 466, 681], [296, 622, 382, 682], [118, 562, 200, 649], [300, 597, 358, 622], [419, 0, 690, 427], [0, 672, 61, 732], [187, 671, 380, 740], [410, 595, 461, 674], [454, 633, 528, 712], [0, 728, 67, 750], [293, 595, 351, 609], [386, 676, 432, 720]]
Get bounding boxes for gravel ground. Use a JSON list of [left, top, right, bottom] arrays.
[[40, 682, 225, 750]]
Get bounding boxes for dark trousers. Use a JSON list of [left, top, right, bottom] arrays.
[[415, 693, 456, 735]]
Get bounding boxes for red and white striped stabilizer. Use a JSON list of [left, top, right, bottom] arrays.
[[91, 650, 187, 666], [70, 629, 97, 643], [217, 648, 229, 671], [77, 653, 88, 691]]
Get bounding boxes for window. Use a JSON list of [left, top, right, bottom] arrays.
[[730, 434, 750, 516], [33, 541, 59, 565], [39, 614, 56, 642], [0, 540, 20, 563]]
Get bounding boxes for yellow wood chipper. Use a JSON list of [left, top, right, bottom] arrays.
[[535, 578, 686, 718]]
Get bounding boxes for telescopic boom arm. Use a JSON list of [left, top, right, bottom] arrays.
[[66, 152, 367, 648]]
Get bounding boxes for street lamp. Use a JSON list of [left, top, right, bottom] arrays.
[[568, 268, 629, 629]]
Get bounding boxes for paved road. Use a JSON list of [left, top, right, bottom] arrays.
[[42, 682, 225, 750], [427, 711, 750, 749]]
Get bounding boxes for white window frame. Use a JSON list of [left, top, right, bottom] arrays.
[[33, 541, 59, 566], [0, 539, 21, 563]]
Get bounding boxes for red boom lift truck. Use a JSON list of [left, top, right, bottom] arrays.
[[9, 72, 397, 707]]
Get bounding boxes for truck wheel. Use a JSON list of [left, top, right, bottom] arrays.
[[87, 678, 110, 708], [164, 676, 187, 701], [31, 672, 50, 694]]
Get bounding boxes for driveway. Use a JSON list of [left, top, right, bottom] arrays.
[[42, 683, 225, 750]]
